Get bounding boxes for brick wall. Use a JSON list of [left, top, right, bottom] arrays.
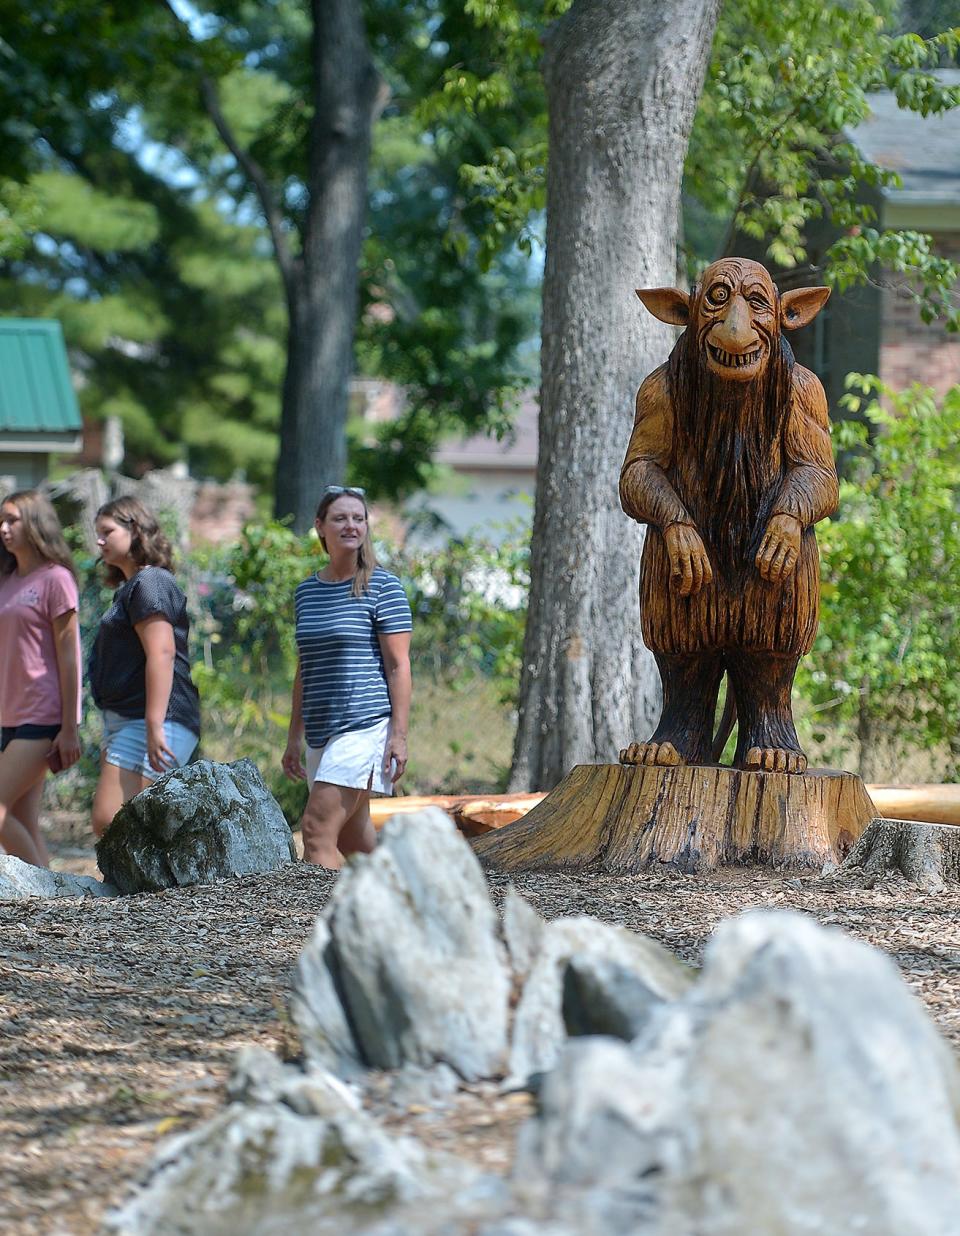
[[879, 231, 960, 398]]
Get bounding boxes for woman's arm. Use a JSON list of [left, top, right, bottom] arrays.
[[50, 610, 81, 769], [282, 659, 306, 781], [378, 630, 412, 784], [134, 616, 177, 773]]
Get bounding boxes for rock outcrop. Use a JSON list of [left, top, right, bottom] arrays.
[[114, 814, 960, 1236], [96, 758, 295, 895], [0, 855, 116, 900]]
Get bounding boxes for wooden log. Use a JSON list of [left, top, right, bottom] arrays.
[[865, 785, 960, 828], [837, 816, 960, 890], [471, 763, 876, 875], [369, 793, 546, 835]]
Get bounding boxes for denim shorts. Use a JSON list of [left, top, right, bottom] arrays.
[[0, 723, 60, 753], [100, 710, 198, 780]]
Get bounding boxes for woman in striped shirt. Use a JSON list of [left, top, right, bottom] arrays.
[[282, 486, 412, 868]]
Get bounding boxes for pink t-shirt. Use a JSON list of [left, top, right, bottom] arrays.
[[0, 564, 81, 727]]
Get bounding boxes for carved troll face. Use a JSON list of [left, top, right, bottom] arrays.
[[637, 258, 830, 383]]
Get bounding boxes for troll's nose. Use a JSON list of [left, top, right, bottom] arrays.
[[712, 295, 757, 350]]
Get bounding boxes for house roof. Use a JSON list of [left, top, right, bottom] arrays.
[[849, 70, 960, 205], [434, 389, 539, 471], [0, 319, 82, 435]]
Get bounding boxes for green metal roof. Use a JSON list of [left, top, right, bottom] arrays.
[[0, 318, 82, 434]]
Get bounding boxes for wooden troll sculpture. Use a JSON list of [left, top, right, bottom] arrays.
[[619, 258, 837, 774]]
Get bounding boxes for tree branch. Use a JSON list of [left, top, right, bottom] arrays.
[[158, 0, 297, 290]]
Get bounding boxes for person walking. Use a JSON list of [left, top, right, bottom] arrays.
[[89, 497, 201, 837], [0, 490, 81, 866], [282, 486, 412, 868]]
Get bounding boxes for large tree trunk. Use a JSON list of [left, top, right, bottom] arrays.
[[274, 0, 381, 530], [509, 0, 723, 791]]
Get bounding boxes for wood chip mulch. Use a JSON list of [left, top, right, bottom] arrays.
[[2, 834, 959, 1236]]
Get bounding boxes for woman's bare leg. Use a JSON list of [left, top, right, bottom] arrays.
[[300, 781, 365, 868], [91, 757, 152, 838], [338, 793, 376, 858], [11, 778, 49, 867], [0, 740, 51, 866]]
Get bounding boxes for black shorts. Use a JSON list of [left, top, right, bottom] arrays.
[[0, 724, 60, 752]]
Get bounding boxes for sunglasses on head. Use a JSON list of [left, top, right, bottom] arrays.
[[322, 485, 366, 499]]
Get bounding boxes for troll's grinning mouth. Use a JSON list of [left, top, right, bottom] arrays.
[[708, 344, 763, 369]]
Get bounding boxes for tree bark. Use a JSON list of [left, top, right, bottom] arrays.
[[273, 0, 382, 529], [509, 0, 722, 791], [837, 817, 960, 890]]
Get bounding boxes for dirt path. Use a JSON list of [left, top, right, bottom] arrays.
[[2, 828, 960, 1235]]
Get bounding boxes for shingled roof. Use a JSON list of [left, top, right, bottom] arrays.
[[849, 69, 960, 205]]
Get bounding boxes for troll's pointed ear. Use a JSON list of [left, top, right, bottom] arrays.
[[636, 287, 690, 327], [780, 286, 831, 331]]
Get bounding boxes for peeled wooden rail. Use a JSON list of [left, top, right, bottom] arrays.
[[371, 781, 960, 832]]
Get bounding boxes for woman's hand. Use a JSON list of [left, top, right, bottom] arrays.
[[383, 732, 408, 784], [146, 721, 177, 774], [49, 724, 81, 771], [282, 739, 306, 782]]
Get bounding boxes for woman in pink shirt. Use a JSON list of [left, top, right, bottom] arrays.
[[0, 490, 82, 867]]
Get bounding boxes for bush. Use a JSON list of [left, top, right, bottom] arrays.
[[796, 376, 960, 781]]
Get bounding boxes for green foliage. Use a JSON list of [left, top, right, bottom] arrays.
[[428, 0, 960, 331], [685, 0, 960, 323], [403, 521, 530, 704], [796, 376, 960, 777], [0, 0, 540, 498]]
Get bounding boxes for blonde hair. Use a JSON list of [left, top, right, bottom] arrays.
[[0, 489, 77, 579], [96, 496, 174, 587], [315, 489, 378, 597]]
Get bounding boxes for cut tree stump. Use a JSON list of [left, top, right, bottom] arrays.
[[471, 763, 876, 875], [836, 816, 960, 890]]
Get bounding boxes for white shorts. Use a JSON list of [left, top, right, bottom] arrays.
[[306, 717, 394, 796]]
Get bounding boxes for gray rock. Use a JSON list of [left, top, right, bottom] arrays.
[[106, 1049, 506, 1236], [0, 855, 117, 900], [226, 1044, 362, 1118], [516, 1036, 668, 1235], [521, 909, 960, 1236], [291, 916, 367, 1079], [96, 758, 296, 894], [507, 909, 693, 1085], [382, 1062, 461, 1110], [104, 1097, 439, 1235], [293, 809, 511, 1081], [562, 954, 666, 1041]]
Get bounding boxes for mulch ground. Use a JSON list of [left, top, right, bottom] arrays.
[[2, 818, 959, 1236]]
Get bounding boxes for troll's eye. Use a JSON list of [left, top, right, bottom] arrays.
[[706, 283, 729, 306]]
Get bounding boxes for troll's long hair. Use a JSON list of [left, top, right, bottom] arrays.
[[0, 489, 77, 579], [666, 315, 795, 579]]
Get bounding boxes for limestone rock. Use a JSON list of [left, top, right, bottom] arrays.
[[292, 808, 511, 1081], [107, 1047, 504, 1236], [0, 855, 117, 900], [507, 909, 692, 1085], [521, 909, 960, 1236], [562, 954, 666, 1041], [105, 1093, 439, 1235], [290, 916, 367, 1079], [96, 758, 296, 894]]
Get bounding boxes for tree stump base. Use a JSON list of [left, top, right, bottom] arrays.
[[472, 763, 876, 875], [836, 816, 960, 890]]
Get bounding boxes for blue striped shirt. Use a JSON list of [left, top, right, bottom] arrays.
[[295, 567, 412, 749]]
